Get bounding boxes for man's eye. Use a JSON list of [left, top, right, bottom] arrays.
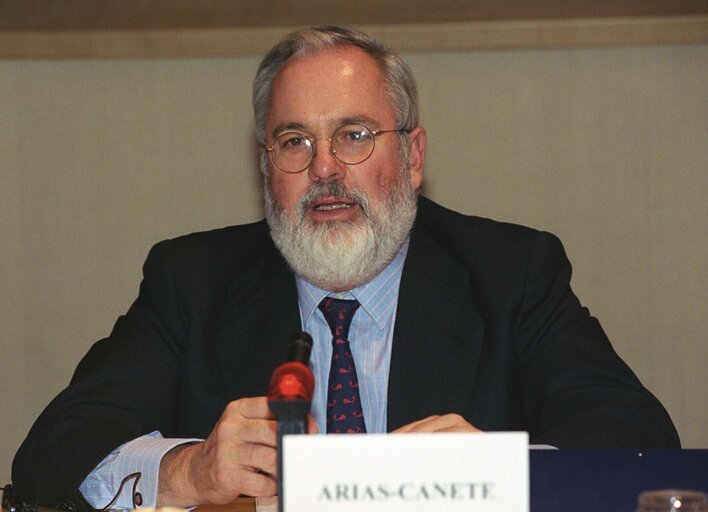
[[338, 129, 370, 145], [279, 135, 308, 150]]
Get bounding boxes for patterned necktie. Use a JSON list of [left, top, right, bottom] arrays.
[[318, 297, 367, 434]]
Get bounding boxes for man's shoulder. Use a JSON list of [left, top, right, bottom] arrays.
[[412, 196, 571, 305], [143, 219, 279, 279], [416, 196, 549, 248], [155, 219, 271, 250], [413, 196, 568, 282]]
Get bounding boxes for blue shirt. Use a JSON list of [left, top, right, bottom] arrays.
[[296, 238, 408, 434], [80, 239, 409, 509]]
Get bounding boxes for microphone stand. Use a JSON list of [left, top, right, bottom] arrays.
[[268, 399, 310, 511]]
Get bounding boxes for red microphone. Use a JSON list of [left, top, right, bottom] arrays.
[[268, 332, 314, 401], [268, 332, 315, 512]]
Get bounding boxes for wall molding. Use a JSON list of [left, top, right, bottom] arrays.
[[1, 14, 706, 58]]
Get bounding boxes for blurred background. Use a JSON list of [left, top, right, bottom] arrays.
[[1, 0, 707, 485]]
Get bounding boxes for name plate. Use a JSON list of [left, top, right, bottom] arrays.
[[283, 432, 528, 512]]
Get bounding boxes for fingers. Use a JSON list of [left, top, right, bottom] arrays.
[[234, 467, 277, 497], [234, 438, 278, 475], [216, 398, 277, 448], [160, 397, 319, 506], [308, 414, 319, 434], [392, 413, 482, 434], [158, 441, 273, 506], [159, 397, 280, 505], [231, 396, 275, 420], [210, 397, 278, 471]]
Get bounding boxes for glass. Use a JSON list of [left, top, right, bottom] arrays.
[[264, 123, 406, 173], [637, 490, 708, 511], [2, 485, 34, 512]]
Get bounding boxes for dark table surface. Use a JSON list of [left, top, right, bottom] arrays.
[[530, 449, 708, 511], [6, 449, 707, 512]]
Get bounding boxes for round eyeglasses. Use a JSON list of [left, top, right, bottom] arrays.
[[264, 123, 408, 174]]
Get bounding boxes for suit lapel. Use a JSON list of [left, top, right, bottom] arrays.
[[387, 222, 485, 431], [217, 242, 301, 398]]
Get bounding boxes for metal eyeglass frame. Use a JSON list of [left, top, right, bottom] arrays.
[[263, 123, 409, 174]]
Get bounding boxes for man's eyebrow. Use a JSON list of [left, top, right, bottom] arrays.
[[270, 122, 306, 139], [269, 116, 381, 140], [338, 116, 379, 128]]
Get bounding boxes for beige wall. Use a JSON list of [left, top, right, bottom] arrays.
[[1, 43, 706, 484]]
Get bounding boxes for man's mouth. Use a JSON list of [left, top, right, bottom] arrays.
[[311, 198, 357, 212], [314, 202, 354, 211]]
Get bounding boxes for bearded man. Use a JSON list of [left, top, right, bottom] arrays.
[[13, 26, 679, 511]]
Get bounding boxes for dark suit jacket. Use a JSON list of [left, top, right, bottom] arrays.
[[12, 197, 679, 509]]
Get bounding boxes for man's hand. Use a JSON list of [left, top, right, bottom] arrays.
[[392, 413, 482, 433], [157, 396, 317, 506]]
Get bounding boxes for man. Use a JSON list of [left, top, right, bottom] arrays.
[[13, 26, 679, 510]]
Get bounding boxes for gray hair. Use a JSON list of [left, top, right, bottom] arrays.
[[252, 26, 419, 172]]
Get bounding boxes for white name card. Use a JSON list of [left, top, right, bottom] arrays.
[[282, 432, 529, 512]]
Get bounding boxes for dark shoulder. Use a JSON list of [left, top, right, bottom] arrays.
[[152, 220, 271, 254], [416, 196, 557, 254], [144, 219, 276, 282], [414, 197, 568, 292]]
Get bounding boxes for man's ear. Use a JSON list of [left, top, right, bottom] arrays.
[[406, 126, 427, 191]]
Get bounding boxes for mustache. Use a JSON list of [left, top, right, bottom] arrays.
[[297, 181, 371, 218]]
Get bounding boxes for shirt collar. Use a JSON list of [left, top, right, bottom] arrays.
[[296, 237, 409, 330]]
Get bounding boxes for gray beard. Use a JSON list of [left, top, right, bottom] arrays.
[[264, 174, 417, 291]]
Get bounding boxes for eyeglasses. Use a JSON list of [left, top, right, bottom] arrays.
[[264, 123, 408, 174]]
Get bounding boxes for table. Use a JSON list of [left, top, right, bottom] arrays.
[[195, 449, 707, 512]]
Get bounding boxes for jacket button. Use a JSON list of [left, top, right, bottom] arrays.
[[134, 492, 143, 507]]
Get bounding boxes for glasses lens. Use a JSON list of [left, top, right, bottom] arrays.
[[272, 132, 313, 173], [332, 124, 375, 165]]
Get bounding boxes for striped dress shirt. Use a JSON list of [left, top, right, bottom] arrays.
[[296, 238, 408, 434]]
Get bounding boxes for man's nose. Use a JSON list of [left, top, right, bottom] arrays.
[[308, 139, 345, 181]]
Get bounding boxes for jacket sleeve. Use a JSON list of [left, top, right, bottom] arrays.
[[12, 241, 187, 511], [515, 231, 680, 448]]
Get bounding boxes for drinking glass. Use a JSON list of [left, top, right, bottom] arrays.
[[637, 489, 708, 511]]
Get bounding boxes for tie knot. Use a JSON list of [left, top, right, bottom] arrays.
[[318, 297, 360, 339]]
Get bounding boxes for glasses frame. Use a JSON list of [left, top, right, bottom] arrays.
[[264, 123, 409, 174]]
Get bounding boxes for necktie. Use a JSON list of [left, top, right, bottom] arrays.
[[318, 297, 367, 434]]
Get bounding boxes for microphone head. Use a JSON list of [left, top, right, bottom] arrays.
[[268, 362, 314, 401], [267, 331, 315, 401], [287, 331, 313, 365]]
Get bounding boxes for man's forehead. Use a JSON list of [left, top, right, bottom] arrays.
[[273, 46, 383, 94], [266, 45, 393, 136], [285, 44, 376, 68], [270, 47, 388, 112]]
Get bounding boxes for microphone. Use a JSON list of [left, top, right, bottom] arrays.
[[267, 332, 315, 401], [267, 332, 315, 512]]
